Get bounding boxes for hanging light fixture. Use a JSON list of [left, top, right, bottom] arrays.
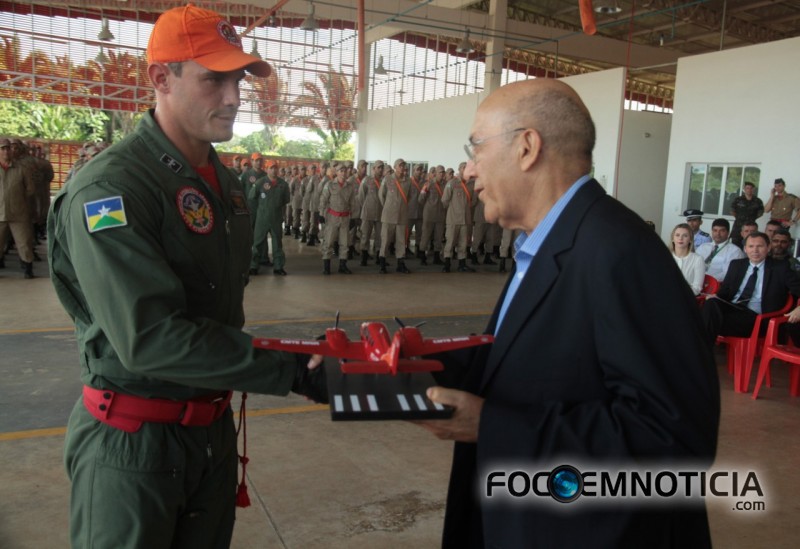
[[249, 40, 262, 59], [299, 2, 319, 32], [594, 1, 622, 14], [95, 47, 109, 65], [97, 18, 115, 41], [374, 55, 387, 75], [456, 28, 475, 54]]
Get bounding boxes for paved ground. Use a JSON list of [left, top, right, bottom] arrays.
[[2, 238, 799, 548]]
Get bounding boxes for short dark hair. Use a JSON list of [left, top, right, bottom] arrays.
[[766, 220, 783, 229], [743, 181, 755, 188], [167, 62, 183, 76], [712, 218, 730, 231], [742, 221, 759, 229], [774, 228, 793, 240], [744, 232, 769, 246]]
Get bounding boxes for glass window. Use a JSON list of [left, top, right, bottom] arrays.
[[685, 163, 762, 218]]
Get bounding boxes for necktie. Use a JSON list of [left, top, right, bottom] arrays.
[[738, 266, 759, 303], [705, 245, 719, 266]]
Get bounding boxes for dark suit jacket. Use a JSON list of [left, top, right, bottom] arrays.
[[437, 180, 720, 548], [717, 257, 800, 312]]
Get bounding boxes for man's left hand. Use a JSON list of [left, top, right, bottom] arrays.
[[412, 387, 483, 443]]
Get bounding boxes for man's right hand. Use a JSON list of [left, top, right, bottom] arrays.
[[291, 355, 328, 403]]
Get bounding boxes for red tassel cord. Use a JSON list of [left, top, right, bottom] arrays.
[[235, 392, 251, 508]]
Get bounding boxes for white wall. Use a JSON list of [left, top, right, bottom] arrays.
[[560, 68, 626, 196], [357, 68, 628, 180], [661, 36, 800, 242], [618, 110, 672, 232], [357, 93, 482, 169]]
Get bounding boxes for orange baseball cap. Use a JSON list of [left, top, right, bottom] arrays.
[[251, 152, 263, 160], [147, 4, 271, 77]]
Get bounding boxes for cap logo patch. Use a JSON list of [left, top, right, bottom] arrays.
[[217, 21, 241, 48], [176, 187, 214, 234]]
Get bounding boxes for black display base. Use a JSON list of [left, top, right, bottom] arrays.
[[326, 362, 454, 421]]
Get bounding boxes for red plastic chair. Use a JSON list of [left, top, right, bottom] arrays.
[[720, 294, 794, 393], [696, 275, 720, 305], [751, 316, 800, 399]]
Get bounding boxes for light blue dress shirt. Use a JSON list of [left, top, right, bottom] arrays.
[[495, 174, 593, 335]]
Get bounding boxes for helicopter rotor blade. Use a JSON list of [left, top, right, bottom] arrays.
[[394, 316, 405, 328]]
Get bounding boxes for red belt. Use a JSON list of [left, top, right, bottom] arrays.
[[326, 208, 350, 217], [772, 218, 791, 223], [82, 385, 232, 433]]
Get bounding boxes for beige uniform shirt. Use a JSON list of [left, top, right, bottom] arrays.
[[379, 174, 411, 225], [0, 161, 34, 222], [442, 177, 474, 225]]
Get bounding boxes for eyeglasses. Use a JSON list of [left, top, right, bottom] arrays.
[[464, 127, 526, 160]]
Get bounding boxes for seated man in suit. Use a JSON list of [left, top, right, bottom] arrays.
[[702, 231, 800, 344], [696, 218, 745, 281]]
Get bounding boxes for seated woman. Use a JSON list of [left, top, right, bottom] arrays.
[[671, 223, 706, 295]]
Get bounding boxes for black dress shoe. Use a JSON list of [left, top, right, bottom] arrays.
[[273, 268, 287, 276]]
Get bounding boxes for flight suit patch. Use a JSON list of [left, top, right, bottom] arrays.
[[176, 187, 214, 234], [230, 191, 248, 215], [84, 196, 127, 233]]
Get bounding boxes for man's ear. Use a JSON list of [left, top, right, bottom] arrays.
[[518, 129, 543, 172], [148, 63, 170, 93]]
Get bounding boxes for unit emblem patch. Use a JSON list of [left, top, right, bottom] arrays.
[[176, 187, 214, 234]]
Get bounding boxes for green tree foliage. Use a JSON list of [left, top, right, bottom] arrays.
[[0, 100, 108, 141]]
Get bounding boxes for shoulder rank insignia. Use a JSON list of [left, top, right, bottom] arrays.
[[84, 196, 127, 233], [160, 153, 183, 173], [176, 187, 214, 234]]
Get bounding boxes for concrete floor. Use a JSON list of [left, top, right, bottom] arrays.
[[1, 237, 798, 548]]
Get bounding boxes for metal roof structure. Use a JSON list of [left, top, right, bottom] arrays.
[[1, 1, 798, 124]]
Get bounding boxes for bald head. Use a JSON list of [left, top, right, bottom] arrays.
[[480, 79, 595, 173]]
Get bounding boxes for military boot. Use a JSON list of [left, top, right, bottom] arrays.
[[470, 251, 479, 265], [360, 250, 368, 267], [347, 246, 355, 260], [379, 257, 388, 274], [420, 252, 428, 266], [396, 259, 411, 274], [322, 259, 331, 275], [284, 225, 291, 236], [22, 261, 34, 279], [300, 232, 307, 243], [457, 259, 475, 273], [499, 258, 507, 273], [483, 254, 497, 265], [338, 260, 352, 274], [293, 227, 301, 239], [442, 257, 451, 273], [0, 256, 5, 269], [433, 251, 444, 265]]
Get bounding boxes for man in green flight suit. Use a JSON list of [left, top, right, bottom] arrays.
[[249, 159, 290, 275], [47, 5, 327, 548]]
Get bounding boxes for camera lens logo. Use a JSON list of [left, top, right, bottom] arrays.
[[548, 465, 583, 503]]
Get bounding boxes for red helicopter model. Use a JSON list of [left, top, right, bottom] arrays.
[[252, 313, 494, 376]]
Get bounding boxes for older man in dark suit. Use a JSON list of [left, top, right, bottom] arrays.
[[703, 231, 800, 343], [415, 79, 719, 548]]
